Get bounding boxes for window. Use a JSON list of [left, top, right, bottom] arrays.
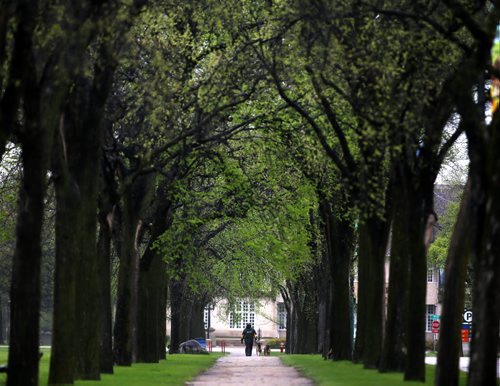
[[426, 304, 436, 332], [229, 301, 255, 329], [277, 303, 287, 330], [427, 268, 434, 282]]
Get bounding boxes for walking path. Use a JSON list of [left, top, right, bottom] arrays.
[[186, 346, 314, 386]]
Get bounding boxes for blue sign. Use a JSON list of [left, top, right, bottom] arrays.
[[461, 323, 472, 330]]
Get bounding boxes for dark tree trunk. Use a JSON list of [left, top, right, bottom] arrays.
[[0, 296, 3, 344], [113, 174, 154, 365], [169, 279, 185, 354], [319, 199, 355, 360], [329, 216, 354, 360], [158, 285, 167, 360], [97, 211, 114, 373], [315, 261, 330, 356], [189, 297, 206, 339], [286, 275, 318, 354], [48, 156, 79, 385], [436, 178, 472, 386], [6, 6, 55, 386], [404, 181, 434, 382], [50, 72, 109, 382], [380, 170, 409, 373], [354, 215, 390, 369], [72, 80, 103, 381], [466, 116, 500, 386], [137, 247, 167, 362], [137, 193, 172, 362], [8, 136, 48, 386]]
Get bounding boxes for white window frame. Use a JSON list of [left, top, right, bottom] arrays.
[[427, 268, 434, 282], [277, 302, 287, 330], [229, 301, 255, 329], [426, 304, 436, 332]]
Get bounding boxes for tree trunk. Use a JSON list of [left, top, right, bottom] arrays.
[[404, 183, 433, 382], [286, 274, 318, 354], [319, 199, 355, 360], [137, 194, 172, 362], [466, 118, 500, 386], [169, 279, 185, 354], [329, 213, 355, 360], [97, 211, 114, 373], [356, 216, 390, 369], [435, 178, 472, 386], [0, 296, 3, 344], [113, 174, 154, 365], [380, 170, 409, 373], [48, 160, 79, 385], [137, 247, 167, 362], [8, 136, 48, 386]]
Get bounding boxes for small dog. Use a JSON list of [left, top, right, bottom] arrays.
[[263, 344, 271, 356], [256, 340, 262, 356]]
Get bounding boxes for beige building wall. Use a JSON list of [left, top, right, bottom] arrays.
[[166, 297, 286, 346]]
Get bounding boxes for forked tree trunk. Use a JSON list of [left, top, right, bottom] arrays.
[[436, 178, 472, 386], [113, 177, 151, 365]]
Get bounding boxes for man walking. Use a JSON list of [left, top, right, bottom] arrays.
[[241, 323, 257, 356]]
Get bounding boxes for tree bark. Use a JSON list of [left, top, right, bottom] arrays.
[[435, 178, 472, 386], [357, 217, 390, 369], [8, 135, 48, 386], [113, 175, 153, 365], [137, 192, 172, 362], [169, 279, 185, 354], [48, 150, 79, 385], [137, 246, 167, 362], [404, 181, 434, 382], [97, 210, 114, 373], [466, 116, 500, 386], [380, 170, 409, 373]]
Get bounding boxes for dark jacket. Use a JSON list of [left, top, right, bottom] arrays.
[[242, 327, 256, 343]]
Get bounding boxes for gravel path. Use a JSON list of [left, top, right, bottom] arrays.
[[185, 347, 314, 386]]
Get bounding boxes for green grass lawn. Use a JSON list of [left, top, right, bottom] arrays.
[[281, 355, 468, 386], [0, 347, 224, 386]]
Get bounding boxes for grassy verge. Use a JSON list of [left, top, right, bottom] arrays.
[[281, 355, 468, 386], [0, 347, 224, 386]]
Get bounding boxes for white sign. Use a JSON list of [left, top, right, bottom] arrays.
[[463, 310, 473, 323]]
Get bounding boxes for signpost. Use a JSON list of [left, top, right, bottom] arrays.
[[463, 310, 473, 323], [462, 310, 472, 343], [431, 318, 440, 352]]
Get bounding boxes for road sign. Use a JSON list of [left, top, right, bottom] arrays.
[[431, 320, 440, 333], [461, 323, 472, 330], [463, 310, 473, 323], [461, 329, 470, 343]]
